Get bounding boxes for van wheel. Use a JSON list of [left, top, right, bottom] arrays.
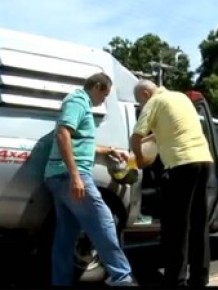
[[74, 233, 106, 282], [36, 212, 106, 284]]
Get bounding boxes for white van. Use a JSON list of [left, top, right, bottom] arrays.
[[1, 28, 218, 286]]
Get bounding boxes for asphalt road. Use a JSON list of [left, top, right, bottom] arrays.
[[0, 231, 218, 287]]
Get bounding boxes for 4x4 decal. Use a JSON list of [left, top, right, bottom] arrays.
[[0, 149, 30, 163]]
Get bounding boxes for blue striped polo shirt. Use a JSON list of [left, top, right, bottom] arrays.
[[44, 89, 96, 178]]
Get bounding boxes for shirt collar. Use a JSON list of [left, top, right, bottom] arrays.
[[154, 86, 167, 95], [75, 88, 93, 107], [83, 89, 93, 107]]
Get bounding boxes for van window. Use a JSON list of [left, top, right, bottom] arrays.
[[199, 116, 210, 140], [196, 102, 218, 161], [135, 105, 141, 120], [212, 121, 218, 145], [197, 104, 213, 145]]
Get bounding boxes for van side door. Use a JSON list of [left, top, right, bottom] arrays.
[[191, 95, 218, 232]]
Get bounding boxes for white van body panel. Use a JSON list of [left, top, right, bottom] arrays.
[[0, 28, 141, 230]]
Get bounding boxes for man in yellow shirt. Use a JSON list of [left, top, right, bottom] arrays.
[[131, 80, 213, 287]]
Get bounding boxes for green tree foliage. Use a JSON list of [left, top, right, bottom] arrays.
[[104, 37, 134, 69], [104, 34, 193, 92], [197, 30, 218, 81], [196, 29, 218, 116], [202, 74, 218, 116]]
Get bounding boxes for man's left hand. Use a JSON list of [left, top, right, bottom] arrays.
[[110, 148, 129, 162]]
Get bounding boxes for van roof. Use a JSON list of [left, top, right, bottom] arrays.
[[0, 28, 138, 105]]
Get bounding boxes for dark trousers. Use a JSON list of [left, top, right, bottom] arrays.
[[161, 162, 211, 287]]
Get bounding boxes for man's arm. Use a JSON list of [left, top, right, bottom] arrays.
[[131, 133, 145, 169], [96, 145, 129, 162], [57, 125, 79, 178], [56, 96, 87, 201], [57, 125, 85, 200], [96, 145, 113, 156], [131, 98, 158, 168]]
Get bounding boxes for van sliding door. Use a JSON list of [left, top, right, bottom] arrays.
[[194, 99, 218, 232]]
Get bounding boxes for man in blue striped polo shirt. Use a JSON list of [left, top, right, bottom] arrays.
[[44, 73, 135, 287]]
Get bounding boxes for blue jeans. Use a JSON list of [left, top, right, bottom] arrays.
[[45, 173, 132, 286]]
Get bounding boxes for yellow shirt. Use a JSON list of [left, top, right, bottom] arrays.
[[133, 87, 213, 169]]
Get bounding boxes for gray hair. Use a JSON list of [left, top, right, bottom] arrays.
[[134, 79, 157, 96]]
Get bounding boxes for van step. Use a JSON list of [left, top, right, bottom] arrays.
[[127, 216, 160, 230], [121, 220, 160, 246], [123, 240, 160, 250]]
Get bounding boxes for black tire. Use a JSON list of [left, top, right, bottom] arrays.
[[35, 210, 106, 285], [74, 232, 106, 282]]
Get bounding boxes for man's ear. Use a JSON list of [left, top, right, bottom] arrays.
[[143, 89, 148, 96]]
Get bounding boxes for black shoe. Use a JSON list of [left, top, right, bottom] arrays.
[[105, 277, 139, 287], [187, 277, 208, 287]]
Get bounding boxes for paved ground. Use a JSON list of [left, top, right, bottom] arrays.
[[209, 261, 218, 286], [0, 231, 218, 287], [209, 275, 218, 286]]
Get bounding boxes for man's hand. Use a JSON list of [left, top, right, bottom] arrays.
[[110, 148, 129, 163], [96, 145, 129, 162], [70, 175, 85, 201]]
